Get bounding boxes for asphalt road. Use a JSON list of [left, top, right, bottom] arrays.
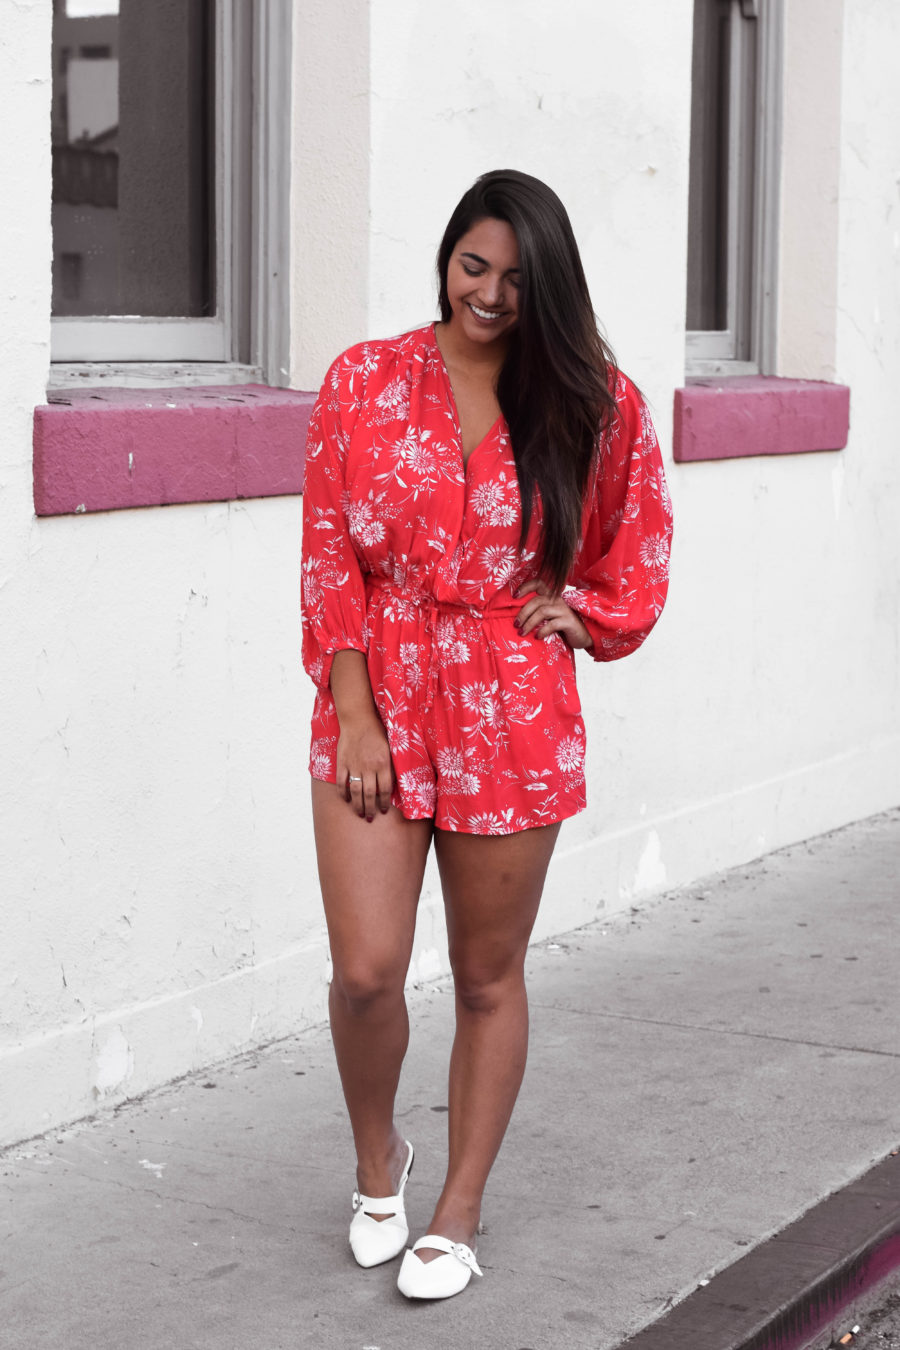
[[844, 1290, 900, 1350]]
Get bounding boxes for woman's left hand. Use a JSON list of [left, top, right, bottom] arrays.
[[514, 580, 593, 650]]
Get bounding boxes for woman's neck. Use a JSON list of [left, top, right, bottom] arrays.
[[435, 319, 508, 382]]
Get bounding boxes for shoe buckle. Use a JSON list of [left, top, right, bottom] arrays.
[[351, 1190, 361, 1212], [451, 1243, 483, 1277]]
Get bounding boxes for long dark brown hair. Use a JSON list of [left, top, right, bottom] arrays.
[[437, 169, 618, 592]]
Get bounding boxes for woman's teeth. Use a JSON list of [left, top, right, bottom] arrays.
[[469, 304, 501, 320]]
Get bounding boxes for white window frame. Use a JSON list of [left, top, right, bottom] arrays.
[[686, 0, 783, 379], [50, 0, 291, 389]]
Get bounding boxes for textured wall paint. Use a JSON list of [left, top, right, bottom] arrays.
[[778, 0, 845, 380], [834, 0, 900, 762], [2, 0, 899, 1147], [366, 0, 691, 396], [289, 0, 371, 389], [1, 2, 327, 1145]]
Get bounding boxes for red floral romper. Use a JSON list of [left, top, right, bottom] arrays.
[[301, 324, 672, 835]]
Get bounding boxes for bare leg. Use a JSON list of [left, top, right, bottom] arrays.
[[415, 822, 561, 1258], [312, 779, 433, 1203]]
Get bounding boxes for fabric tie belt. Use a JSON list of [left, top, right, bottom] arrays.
[[365, 577, 523, 712]]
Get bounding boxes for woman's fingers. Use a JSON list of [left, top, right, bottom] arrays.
[[344, 769, 364, 814], [515, 580, 552, 630], [376, 767, 393, 815], [516, 593, 560, 637], [337, 761, 366, 815], [336, 717, 395, 821], [515, 580, 569, 639], [338, 762, 393, 820], [346, 769, 374, 821], [532, 613, 565, 637], [514, 598, 541, 634], [514, 591, 591, 648]]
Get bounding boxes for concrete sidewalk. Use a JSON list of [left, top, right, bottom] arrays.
[[2, 809, 898, 1350]]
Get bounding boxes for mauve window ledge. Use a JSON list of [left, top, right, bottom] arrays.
[[33, 384, 316, 517], [673, 375, 850, 464]]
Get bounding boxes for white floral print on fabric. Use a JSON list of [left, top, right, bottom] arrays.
[[300, 324, 672, 834]]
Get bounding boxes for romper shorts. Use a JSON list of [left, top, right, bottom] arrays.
[[309, 578, 587, 836]]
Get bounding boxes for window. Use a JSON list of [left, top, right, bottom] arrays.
[[49, 0, 291, 387], [685, 0, 782, 377]]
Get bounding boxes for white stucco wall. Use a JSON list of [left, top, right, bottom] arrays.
[[290, 0, 370, 388], [2, 3, 328, 1146], [834, 0, 900, 769], [778, 0, 844, 380], [2, 0, 898, 1148]]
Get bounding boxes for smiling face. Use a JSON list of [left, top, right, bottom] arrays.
[[444, 217, 521, 352]]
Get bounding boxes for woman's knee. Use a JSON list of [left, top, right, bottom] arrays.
[[450, 954, 525, 1015], [331, 957, 406, 1015]]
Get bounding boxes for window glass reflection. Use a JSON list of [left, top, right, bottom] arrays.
[[51, 0, 213, 320]]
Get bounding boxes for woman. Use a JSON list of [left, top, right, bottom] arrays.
[[301, 169, 671, 1300]]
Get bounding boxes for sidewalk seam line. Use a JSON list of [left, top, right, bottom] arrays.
[[528, 1001, 900, 1059]]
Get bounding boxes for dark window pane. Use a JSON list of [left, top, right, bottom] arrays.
[[686, 0, 730, 332], [51, 0, 214, 320]]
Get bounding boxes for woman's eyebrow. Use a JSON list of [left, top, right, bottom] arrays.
[[460, 251, 521, 274]]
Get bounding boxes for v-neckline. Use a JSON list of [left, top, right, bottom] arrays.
[[431, 323, 503, 474], [459, 413, 502, 474]]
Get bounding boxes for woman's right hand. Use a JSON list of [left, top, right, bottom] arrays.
[[336, 714, 394, 820], [329, 650, 394, 820]]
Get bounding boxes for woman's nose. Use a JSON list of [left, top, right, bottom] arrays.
[[479, 273, 503, 306]]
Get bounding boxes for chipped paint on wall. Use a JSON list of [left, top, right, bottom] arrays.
[[93, 1026, 134, 1097], [634, 830, 667, 895], [407, 946, 443, 988]]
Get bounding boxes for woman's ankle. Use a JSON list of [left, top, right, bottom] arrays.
[[355, 1128, 407, 1196], [424, 1196, 481, 1245]]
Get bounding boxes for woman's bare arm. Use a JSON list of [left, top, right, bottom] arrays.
[[329, 650, 394, 820]]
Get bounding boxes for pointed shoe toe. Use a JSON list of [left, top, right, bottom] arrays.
[[348, 1140, 414, 1268], [349, 1209, 409, 1268], [397, 1234, 483, 1300]]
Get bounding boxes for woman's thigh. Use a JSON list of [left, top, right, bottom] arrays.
[[433, 823, 561, 984], [311, 779, 433, 990]]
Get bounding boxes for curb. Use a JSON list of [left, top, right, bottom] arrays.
[[618, 1148, 900, 1350]]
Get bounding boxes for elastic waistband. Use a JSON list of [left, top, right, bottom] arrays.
[[365, 576, 522, 621]]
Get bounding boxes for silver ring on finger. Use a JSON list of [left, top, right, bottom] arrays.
[[348, 775, 362, 782]]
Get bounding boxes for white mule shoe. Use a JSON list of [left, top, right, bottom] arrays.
[[397, 1234, 483, 1300], [348, 1140, 414, 1268]]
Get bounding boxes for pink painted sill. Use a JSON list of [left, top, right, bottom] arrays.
[[673, 376, 850, 463], [33, 384, 316, 516], [34, 376, 851, 516]]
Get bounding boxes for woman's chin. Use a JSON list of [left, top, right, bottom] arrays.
[[453, 310, 515, 347]]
